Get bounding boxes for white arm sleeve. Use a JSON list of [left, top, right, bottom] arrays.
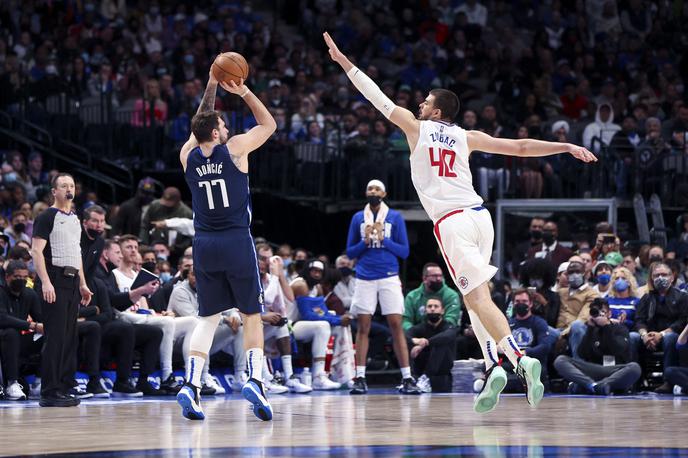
[[164, 217, 195, 237], [346, 66, 396, 119]]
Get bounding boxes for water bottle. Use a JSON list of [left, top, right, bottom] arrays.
[[301, 368, 312, 387]]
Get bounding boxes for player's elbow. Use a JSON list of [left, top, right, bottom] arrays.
[[265, 118, 277, 133]]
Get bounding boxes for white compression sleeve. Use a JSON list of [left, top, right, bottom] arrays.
[[346, 66, 395, 119]]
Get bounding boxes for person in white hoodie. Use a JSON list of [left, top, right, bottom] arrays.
[[582, 103, 621, 153]]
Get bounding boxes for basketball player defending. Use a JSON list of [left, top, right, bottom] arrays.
[[324, 32, 596, 412], [176, 69, 277, 421]]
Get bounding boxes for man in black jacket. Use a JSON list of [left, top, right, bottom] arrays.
[[634, 262, 688, 393], [0, 260, 43, 400], [554, 298, 641, 395], [406, 297, 457, 392]]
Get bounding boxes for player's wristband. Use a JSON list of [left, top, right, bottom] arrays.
[[660, 331, 667, 338], [239, 88, 250, 98]]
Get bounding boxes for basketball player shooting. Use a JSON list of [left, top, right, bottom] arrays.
[[176, 66, 277, 421], [324, 32, 596, 413]]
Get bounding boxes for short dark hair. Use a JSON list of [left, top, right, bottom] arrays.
[[191, 111, 221, 143], [255, 243, 271, 254], [8, 245, 30, 261], [512, 288, 533, 302], [83, 205, 106, 221], [6, 259, 28, 277], [430, 89, 460, 122], [118, 234, 139, 246], [51, 173, 74, 189], [422, 262, 441, 277], [103, 238, 118, 251]]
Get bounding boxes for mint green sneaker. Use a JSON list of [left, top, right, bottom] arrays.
[[473, 365, 507, 414], [516, 356, 545, 407]]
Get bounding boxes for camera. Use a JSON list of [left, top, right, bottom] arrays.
[[589, 305, 602, 317], [277, 317, 289, 327], [601, 233, 616, 244]]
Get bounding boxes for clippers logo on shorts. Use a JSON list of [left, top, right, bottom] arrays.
[[458, 276, 469, 290]]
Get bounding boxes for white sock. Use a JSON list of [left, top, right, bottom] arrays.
[[187, 355, 206, 388], [499, 335, 524, 368], [313, 360, 325, 377], [281, 355, 293, 379], [400, 366, 411, 379], [356, 365, 366, 378], [262, 356, 273, 381], [246, 348, 263, 382], [468, 309, 500, 370]]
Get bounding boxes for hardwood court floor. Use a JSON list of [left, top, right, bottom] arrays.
[[0, 391, 686, 457]]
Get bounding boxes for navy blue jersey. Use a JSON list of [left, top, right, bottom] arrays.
[[184, 144, 251, 232]]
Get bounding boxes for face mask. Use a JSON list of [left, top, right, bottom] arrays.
[[338, 267, 352, 277], [427, 280, 443, 292], [597, 273, 611, 286], [514, 303, 530, 317], [542, 232, 555, 245], [141, 261, 157, 272], [367, 195, 382, 206], [4, 172, 17, 183], [426, 312, 442, 324], [293, 259, 306, 271], [65, 192, 74, 200], [156, 254, 168, 261], [86, 228, 102, 239], [9, 278, 26, 293], [653, 276, 671, 292], [530, 278, 544, 289], [529, 230, 542, 240], [282, 258, 292, 268], [613, 278, 629, 292], [649, 255, 663, 263], [160, 272, 173, 283], [568, 273, 584, 289], [13, 223, 25, 234]]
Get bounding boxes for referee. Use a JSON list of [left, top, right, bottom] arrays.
[[30, 173, 93, 407]]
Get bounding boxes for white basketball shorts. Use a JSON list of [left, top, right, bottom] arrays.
[[433, 206, 498, 295], [350, 275, 404, 316]]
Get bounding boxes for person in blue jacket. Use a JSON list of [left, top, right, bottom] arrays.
[[346, 179, 421, 395]]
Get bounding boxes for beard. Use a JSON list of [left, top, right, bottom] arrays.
[[219, 131, 229, 145]]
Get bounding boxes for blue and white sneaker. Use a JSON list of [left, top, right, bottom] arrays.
[[177, 383, 205, 420], [241, 378, 273, 421]]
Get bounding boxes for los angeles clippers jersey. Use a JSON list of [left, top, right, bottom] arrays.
[[410, 120, 483, 222], [184, 144, 252, 232]]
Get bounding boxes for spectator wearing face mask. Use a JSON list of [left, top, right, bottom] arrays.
[[526, 221, 573, 268], [4, 211, 31, 248], [405, 297, 457, 393], [592, 260, 613, 298], [636, 245, 665, 297], [557, 261, 600, 360], [508, 289, 553, 386], [333, 255, 356, 311], [513, 217, 545, 270], [402, 262, 461, 331], [607, 266, 642, 361], [635, 262, 687, 394], [111, 177, 158, 236], [554, 298, 641, 395]]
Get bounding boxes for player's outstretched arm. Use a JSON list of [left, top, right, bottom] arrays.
[[466, 130, 597, 163], [223, 79, 277, 157], [180, 70, 219, 168], [323, 32, 418, 138]]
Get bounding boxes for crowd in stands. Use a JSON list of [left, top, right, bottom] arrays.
[[1, 1, 687, 200]]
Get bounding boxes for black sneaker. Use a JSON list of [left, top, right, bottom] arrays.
[[86, 378, 111, 398], [593, 383, 611, 396], [160, 375, 183, 394], [349, 377, 368, 395], [39, 391, 80, 407], [68, 385, 94, 399], [137, 380, 164, 396], [399, 377, 422, 395], [112, 380, 143, 397], [200, 383, 216, 396], [655, 382, 673, 394]]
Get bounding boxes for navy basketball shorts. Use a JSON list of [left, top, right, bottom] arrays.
[[193, 229, 264, 317]]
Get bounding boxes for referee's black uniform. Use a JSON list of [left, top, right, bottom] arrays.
[[32, 206, 84, 406]]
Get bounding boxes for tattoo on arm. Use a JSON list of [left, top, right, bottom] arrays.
[[196, 82, 218, 115]]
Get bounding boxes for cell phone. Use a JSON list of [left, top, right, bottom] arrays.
[[601, 233, 616, 244], [527, 287, 537, 293]]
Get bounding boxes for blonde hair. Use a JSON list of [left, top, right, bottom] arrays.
[[610, 266, 639, 298]]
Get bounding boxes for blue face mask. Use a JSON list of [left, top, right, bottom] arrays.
[[160, 272, 173, 283], [613, 278, 629, 292], [597, 273, 611, 286], [4, 172, 17, 183]]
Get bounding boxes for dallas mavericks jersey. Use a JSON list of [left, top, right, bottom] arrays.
[[184, 144, 251, 232], [410, 120, 484, 222]]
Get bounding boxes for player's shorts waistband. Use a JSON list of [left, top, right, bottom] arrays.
[[434, 206, 485, 227], [195, 226, 251, 237]]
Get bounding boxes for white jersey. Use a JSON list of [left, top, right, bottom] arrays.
[[410, 120, 483, 222]]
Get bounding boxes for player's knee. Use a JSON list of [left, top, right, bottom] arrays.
[[314, 321, 331, 338]]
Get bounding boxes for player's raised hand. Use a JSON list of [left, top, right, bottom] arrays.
[[323, 31, 344, 64], [569, 144, 597, 163], [220, 78, 248, 97]]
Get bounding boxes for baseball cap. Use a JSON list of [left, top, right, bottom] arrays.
[[159, 187, 181, 207], [309, 260, 324, 271], [557, 261, 570, 274], [593, 260, 612, 275], [604, 251, 623, 267], [138, 177, 157, 193]]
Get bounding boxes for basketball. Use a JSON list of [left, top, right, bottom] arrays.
[[211, 52, 249, 85]]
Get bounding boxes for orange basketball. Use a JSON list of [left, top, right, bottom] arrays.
[[211, 52, 249, 85]]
